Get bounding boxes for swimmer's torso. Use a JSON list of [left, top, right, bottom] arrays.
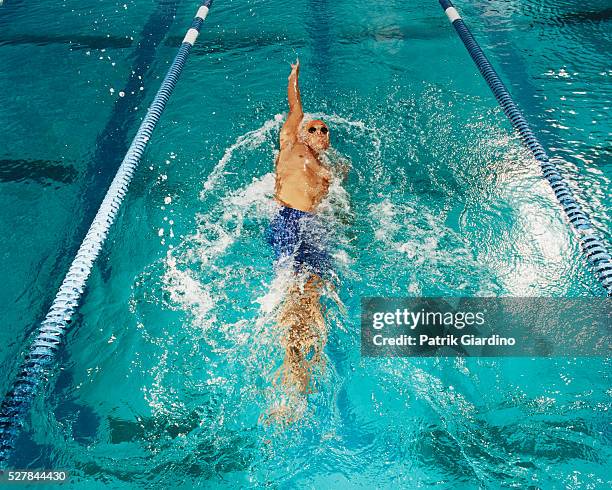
[[275, 142, 331, 213]]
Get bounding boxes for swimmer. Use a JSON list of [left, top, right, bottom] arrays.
[[265, 59, 339, 424]]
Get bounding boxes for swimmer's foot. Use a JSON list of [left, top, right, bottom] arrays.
[[261, 393, 306, 427], [261, 351, 314, 427]]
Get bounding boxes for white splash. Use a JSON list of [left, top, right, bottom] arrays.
[[201, 116, 284, 196], [136, 112, 368, 421]]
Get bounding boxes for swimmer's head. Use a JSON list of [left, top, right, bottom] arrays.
[[301, 119, 330, 152]]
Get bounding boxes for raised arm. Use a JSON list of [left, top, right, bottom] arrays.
[[279, 59, 304, 148]]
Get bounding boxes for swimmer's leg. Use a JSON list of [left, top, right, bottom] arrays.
[[266, 273, 328, 425], [278, 273, 327, 391]]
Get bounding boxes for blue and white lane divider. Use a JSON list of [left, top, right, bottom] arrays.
[[0, 0, 213, 465], [438, 0, 612, 296]]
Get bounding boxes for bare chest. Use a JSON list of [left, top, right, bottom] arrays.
[[277, 144, 331, 182]]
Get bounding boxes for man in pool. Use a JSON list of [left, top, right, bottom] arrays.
[[266, 59, 335, 423]]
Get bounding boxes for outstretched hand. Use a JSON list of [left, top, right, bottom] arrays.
[[289, 58, 300, 79]]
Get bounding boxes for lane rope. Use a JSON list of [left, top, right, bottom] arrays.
[[0, 0, 214, 465], [438, 0, 612, 295]]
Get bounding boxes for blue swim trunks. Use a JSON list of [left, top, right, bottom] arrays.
[[267, 206, 331, 277]]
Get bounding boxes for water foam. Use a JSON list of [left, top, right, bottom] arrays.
[[133, 113, 369, 427]]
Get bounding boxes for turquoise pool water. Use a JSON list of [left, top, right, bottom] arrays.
[[1, 0, 610, 487]]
